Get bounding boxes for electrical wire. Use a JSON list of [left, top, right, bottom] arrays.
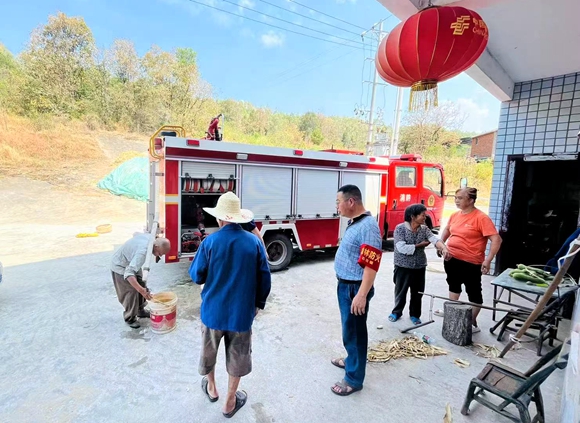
[[288, 0, 367, 31], [254, 0, 361, 36], [183, 0, 366, 49], [268, 42, 345, 81], [266, 49, 357, 89], [259, 15, 391, 93], [220, 0, 365, 46]]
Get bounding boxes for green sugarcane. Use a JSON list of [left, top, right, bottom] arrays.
[[511, 271, 548, 284]]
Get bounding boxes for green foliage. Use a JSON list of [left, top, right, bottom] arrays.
[[0, 12, 493, 196], [19, 12, 95, 117], [423, 144, 493, 200], [0, 12, 378, 152], [0, 44, 20, 109]]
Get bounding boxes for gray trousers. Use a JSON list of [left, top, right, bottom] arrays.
[[111, 271, 146, 322]]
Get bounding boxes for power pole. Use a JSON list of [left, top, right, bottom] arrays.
[[390, 87, 403, 155], [365, 21, 384, 156]]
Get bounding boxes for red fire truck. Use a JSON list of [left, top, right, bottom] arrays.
[[147, 126, 445, 271]]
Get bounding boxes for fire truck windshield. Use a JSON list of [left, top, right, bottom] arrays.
[[423, 167, 443, 196]]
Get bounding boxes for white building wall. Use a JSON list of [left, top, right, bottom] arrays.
[[489, 71, 580, 422], [489, 72, 580, 230]]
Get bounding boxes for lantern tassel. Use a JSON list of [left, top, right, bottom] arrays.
[[409, 80, 438, 111]]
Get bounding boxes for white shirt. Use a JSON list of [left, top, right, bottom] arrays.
[[111, 234, 149, 280]]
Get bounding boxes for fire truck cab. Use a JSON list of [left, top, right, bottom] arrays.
[[147, 127, 444, 271]]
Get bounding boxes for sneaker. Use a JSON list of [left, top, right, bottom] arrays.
[[434, 309, 445, 317], [138, 309, 150, 319], [472, 325, 481, 334], [127, 319, 141, 329]]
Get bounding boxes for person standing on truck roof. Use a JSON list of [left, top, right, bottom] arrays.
[[207, 113, 223, 141], [435, 187, 502, 333], [330, 184, 382, 396], [111, 235, 171, 329], [189, 191, 271, 418], [389, 204, 449, 325]]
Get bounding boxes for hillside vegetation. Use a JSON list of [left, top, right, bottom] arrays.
[[0, 12, 493, 198]]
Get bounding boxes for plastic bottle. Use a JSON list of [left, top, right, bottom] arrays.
[[412, 331, 436, 345]]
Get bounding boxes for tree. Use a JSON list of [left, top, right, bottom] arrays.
[[299, 112, 322, 142], [0, 44, 21, 111], [109, 39, 140, 83], [170, 47, 210, 126], [105, 40, 153, 131], [398, 102, 467, 155], [20, 12, 95, 117], [311, 127, 324, 145]]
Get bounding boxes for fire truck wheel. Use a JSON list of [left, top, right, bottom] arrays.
[[265, 233, 293, 272]]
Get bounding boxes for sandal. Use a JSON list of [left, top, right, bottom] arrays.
[[201, 376, 219, 403], [410, 317, 422, 325], [331, 358, 345, 369], [331, 380, 362, 396], [223, 390, 247, 418], [388, 313, 400, 322]]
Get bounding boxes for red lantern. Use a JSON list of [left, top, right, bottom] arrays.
[[376, 6, 489, 110]]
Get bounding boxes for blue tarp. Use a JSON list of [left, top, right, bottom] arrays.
[[97, 157, 149, 202]]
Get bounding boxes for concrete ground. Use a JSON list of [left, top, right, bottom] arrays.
[[0, 180, 566, 423]]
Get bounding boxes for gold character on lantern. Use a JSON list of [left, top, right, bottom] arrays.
[[450, 15, 471, 35]]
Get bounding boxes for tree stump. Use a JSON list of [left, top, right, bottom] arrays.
[[442, 302, 473, 346]]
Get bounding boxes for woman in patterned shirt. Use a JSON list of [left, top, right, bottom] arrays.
[[388, 204, 449, 325]]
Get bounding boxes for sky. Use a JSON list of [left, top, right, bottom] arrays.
[[0, 0, 501, 134]]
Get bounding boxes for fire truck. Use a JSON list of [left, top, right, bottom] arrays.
[[147, 126, 445, 271]]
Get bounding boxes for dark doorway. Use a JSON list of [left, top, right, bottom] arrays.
[[496, 155, 580, 273]]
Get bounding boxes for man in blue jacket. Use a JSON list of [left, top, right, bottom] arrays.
[[545, 227, 580, 280], [189, 192, 271, 418]]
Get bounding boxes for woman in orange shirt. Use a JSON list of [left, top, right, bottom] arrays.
[[437, 187, 502, 333]]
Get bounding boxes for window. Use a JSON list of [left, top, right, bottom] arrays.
[[395, 166, 416, 187], [423, 167, 443, 197]]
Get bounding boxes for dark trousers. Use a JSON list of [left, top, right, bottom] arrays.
[[391, 266, 426, 319], [444, 257, 483, 304], [111, 271, 146, 322], [337, 282, 374, 389]]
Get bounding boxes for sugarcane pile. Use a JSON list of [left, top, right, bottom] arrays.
[[470, 343, 501, 359], [367, 336, 448, 362], [509, 264, 575, 288]]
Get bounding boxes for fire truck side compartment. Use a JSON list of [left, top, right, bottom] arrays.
[[240, 165, 293, 220], [295, 169, 339, 218]]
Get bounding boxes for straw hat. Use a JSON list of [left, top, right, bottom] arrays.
[[203, 192, 254, 224]]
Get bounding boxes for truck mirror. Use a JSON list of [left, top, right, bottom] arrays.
[[460, 177, 468, 188]]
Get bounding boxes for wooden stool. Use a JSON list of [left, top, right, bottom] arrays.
[[442, 302, 473, 346]]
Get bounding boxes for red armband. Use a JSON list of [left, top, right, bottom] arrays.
[[358, 244, 382, 272]]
